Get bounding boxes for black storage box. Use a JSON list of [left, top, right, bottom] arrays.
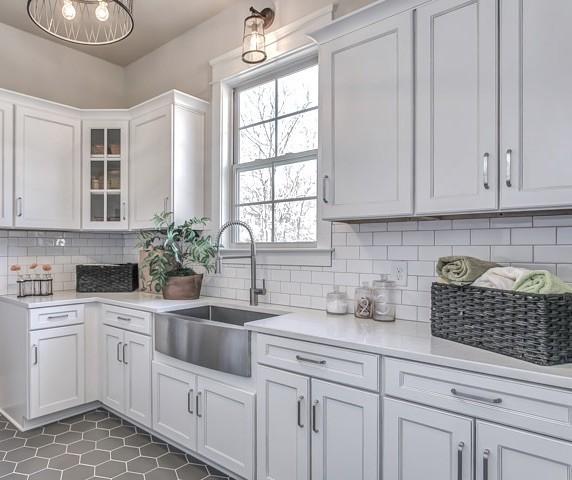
[[76, 264, 139, 293]]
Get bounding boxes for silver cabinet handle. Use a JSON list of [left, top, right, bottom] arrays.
[[505, 148, 512, 187], [457, 442, 464, 480], [451, 388, 502, 404], [17, 197, 23, 217], [483, 449, 490, 480], [47, 314, 68, 320], [187, 389, 194, 414], [312, 400, 319, 433], [297, 395, 304, 428], [322, 175, 329, 204], [122, 202, 126, 221], [122, 343, 128, 365], [483, 153, 490, 190], [116, 342, 122, 363], [117, 316, 132, 322], [32, 344, 38, 365], [296, 355, 326, 366], [196, 391, 202, 418]]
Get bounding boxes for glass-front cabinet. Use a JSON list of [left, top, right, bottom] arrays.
[[82, 121, 128, 229]]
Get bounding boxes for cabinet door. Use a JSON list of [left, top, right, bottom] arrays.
[[477, 421, 572, 480], [319, 11, 413, 220], [197, 376, 255, 480], [383, 398, 473, 480], [152, 362, 197, 450], [257, 366, 310, 480], [311, 379, 379, 480], [14, 106, 81, 229], [500, 0, 572, 209], [100, 324, 124, 411], [29, 325, 85, 418], [129, 105, 172, 229], [416, 0, 498, 214], [123, 331, 151, 427], [0, 101, 13, 227]]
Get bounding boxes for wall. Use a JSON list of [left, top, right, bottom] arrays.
[[0, 22, 125, 108]]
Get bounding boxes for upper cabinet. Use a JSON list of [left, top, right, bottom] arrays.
[[500, 0, 572, 210], [415, 0, 498, 215], [0, 101, 13, 227], [14, 105, 81, 230], [129, 94, 207, 230], [312, 10, 414, 221], [82, 121, 129, 230]]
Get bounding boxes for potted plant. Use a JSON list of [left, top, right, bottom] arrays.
[[136, 212, 217, 300]]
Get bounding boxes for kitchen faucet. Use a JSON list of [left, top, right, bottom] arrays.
[[214, 220, 266, 306]]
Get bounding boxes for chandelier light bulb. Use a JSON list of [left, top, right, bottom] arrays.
[[61, 0, 76, 20], [95, 1, 110, 22]]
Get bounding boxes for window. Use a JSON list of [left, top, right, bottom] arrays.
[[233, 62, 318, 245]]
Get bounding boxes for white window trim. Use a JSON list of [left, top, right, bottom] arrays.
[[209, 6, 334, 267]]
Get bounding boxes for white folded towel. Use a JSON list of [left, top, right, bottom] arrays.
[[472, 267, 531, 290]]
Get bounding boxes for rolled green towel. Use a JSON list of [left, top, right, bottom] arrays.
[[513, 270, 572, 294], [437, 256, 499, 285]]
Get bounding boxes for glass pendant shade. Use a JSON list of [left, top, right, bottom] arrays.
[[27, 0, 134, 45], [242, 13, 267, 64]]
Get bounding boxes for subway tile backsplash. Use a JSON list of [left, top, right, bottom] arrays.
[[4, 213, 572, 323]]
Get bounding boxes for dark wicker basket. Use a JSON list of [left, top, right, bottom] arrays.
[[76, 264, 139, 293], [431, 282, 572, 366]]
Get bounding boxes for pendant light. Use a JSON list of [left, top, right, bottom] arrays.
[[242, 7, 275, 64], [27, 0, 134, 46]]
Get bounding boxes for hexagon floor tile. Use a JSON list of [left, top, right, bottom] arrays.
[[0, 409, 230, 480]]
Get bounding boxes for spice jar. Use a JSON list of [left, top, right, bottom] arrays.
[[354, 282, 373, 319], [326, 287, 348, 315], [372, 277, 397, 322]]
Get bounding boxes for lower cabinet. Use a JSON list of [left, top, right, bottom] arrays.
[[257, 365, 379, 480], [100, 324, 151, 427], [152, 362, 255, 480], [29, 325, 85, 418]]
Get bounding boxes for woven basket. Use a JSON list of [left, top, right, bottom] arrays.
[[76, 264, 139, 293], [431, 282, 572, 366]]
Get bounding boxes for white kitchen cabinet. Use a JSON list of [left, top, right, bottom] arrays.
[[29, 325, 85, 418], [82, 120, 129, 229], [311, 379, 379, 480], [383, 398, 473, 480], [500, 0, 572, 210], [14, 105, 81, 229], [477, 422, 572, 480], [153, 362, 197, 450], [0, 100, 13, 227], [415, 0, 498, 215], [129, 94, 207, 229], [313, 11, 414, 220], [257, 366, 310, 480], [197, 376, 255, 480], [100, 323, 151, 427]]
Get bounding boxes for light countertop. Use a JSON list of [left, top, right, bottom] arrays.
[[3, 291, 572, 390]]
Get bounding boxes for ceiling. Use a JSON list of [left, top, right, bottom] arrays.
[[0, 0, 236, 66]]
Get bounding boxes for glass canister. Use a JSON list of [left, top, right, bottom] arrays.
[[372, 277, 397, 322], [354, 282, 373, 319], [326, 287, 348, 315]]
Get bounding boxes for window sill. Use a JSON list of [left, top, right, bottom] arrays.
[[219, 247, 333, 267]]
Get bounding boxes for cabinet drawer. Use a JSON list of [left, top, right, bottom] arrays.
[[384, 357, 572, 441], [256, 334, 379, 391], [30, 305, 84, 330], [102, 305, 151, 335]]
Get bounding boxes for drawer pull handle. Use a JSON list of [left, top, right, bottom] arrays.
[[47, 314, 69, 320], [117, 316, 132, 322], [196, 392, 202, 418], [451, 388, 502, 404], [296, 355, 326, 366], [122, 343, 128, 365], [457, 442, 464, 480], [297, 396, 304, 428], [187, 389, 194, 414], [116, 342, 122, 363], [312, 400, 319, 433], [483, 449, 490, 480]]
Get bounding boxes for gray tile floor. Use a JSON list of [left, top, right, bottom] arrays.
[[0, 409, 230, 480]]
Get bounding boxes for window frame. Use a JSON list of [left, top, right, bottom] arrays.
[[231, 58, 320, 248]]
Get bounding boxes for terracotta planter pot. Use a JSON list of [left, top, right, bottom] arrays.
[[162, 274, 204, 300]]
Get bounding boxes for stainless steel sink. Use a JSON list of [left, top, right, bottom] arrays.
[[154, 305, 279, 377]]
